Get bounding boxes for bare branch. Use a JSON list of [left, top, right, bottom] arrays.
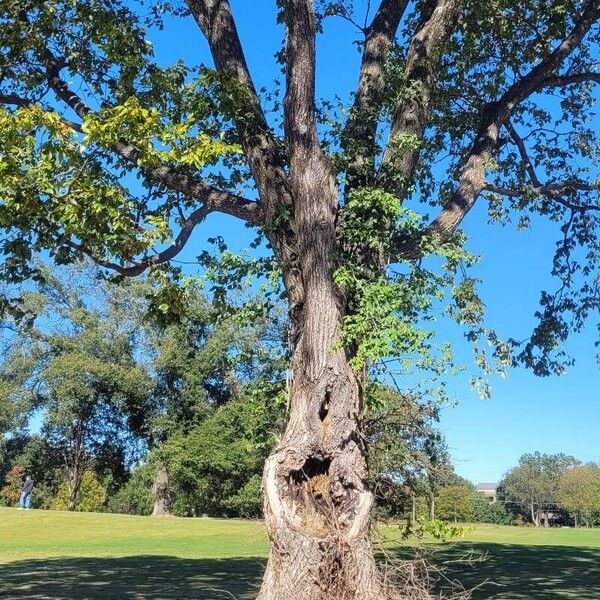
[[64, 204, 216, 276], [342, 0, 409, 187], [505, 119, 543, 188], [483, 182, 600, 213], [380, 0, 463, 191]]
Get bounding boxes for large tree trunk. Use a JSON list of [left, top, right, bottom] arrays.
[[257, 323, 384, 599], [151, 465, 172, 517], [257, 171, 385, 598]]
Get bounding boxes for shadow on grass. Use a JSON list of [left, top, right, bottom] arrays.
[[1, 543, 599, 599], [391, 542, 600, 599], [0, 555, 266, 600]]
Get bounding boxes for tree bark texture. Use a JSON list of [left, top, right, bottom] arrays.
[[257, 289, 385, 599], [258, 95, 385, 600], [151, 465, 173, 517]]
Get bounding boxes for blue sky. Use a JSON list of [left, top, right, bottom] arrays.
[[143, 1, 600, 484]]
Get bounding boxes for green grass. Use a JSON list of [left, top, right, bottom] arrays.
[[1, 508, 599, 599]]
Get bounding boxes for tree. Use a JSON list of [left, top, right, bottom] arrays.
[[0, 268, 153, 511], [365, 384, 452, 519], [144, 283, 287, 517], [436, 485, 473, 523], [165, 382, 286, 517], [557, 463, 600, 527], [52, 470, 108, 512], [1, 1, 599, 596], [501, 452, 579, 526], [0, 463, 26, 506]]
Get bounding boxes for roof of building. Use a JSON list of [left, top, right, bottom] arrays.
[[476, 483, 498, 491]]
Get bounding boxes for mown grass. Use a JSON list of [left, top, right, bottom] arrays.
[[1, 508, 599, 599]]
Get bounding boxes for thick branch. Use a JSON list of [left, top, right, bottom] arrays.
[[185, 0, 292, 226], [342, 0, 409, 187], [400, 1, 600, 257], [42, 58, 259, 224], [380, 0, 463, 191], [282, 0, 321, 165]]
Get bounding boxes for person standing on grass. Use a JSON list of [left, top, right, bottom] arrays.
[[19, 475, 34, 510]]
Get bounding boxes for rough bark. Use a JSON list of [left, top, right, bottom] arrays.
[[67, 466, 81, 512], [151, 465, 173, 517], [257, 285, 385, 599], [255, 7, 384, 595]]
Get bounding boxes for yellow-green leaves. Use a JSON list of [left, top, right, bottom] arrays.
[[82, 96, 241, 170]]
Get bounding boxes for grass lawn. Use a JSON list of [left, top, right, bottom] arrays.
[[1, 508, 599, 599]]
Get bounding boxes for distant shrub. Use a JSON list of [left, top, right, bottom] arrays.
[[111, 462, 154, 515], [0, 464, 25, 506], [52, 471, 107, 512], [224, 474, 263, 518]]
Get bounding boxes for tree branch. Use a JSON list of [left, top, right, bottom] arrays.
[[342, 0, 409, 188], [397, 0, 600, 258], [0, 91, 83, 131], [64, 204, 216, 276], [379, 0, 463, 192], [483, 182, 599, 213], [504, 119, 543, 188], [539, 71, 600, 88], [184, 0, 292, 228], [42, 55, 260, 224], [500, 2, 600, 110], [281, 0, 321, 165]]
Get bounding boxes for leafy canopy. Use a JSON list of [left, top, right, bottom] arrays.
[[0, 0, 598, 386]]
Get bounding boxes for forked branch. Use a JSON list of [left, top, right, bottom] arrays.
[[380, 0, 463, 190], [342, 0, 409, 187], [397, 0, 600, 259], [185, 0, 292, 232]]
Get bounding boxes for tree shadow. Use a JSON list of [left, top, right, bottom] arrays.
[[1, 543, 599, 599], [0, 555, 266, 600], [391, 542, 600, 599]]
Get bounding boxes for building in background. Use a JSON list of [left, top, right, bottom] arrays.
[[476, 482, 498, 503]]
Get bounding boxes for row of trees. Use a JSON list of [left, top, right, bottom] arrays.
[[432, 453, 600, 528], [0, 264, 452, 519], [500, 453, 600, 527], [0, 263, 287, 515]]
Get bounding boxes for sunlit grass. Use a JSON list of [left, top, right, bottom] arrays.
[[1, 508, 599, 599]]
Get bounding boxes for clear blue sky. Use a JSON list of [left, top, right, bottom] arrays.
[[110, 2, 600, 484]]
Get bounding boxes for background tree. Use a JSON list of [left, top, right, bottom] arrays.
[[500, 452, 579, 526], [365, 383, 452, 520], [0, 463, 26, 506], [52, 470, 108, 512], [557, 463, 600, 527], [436, 485, 473, 523], [142, 285, 288, 516], [1, 0, 600, 596], [0, 268, 153, 510]]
